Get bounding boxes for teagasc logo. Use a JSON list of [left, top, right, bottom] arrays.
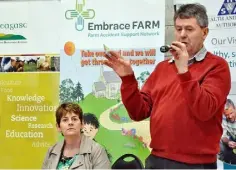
[[218, 0, 236, 16], [0, 33, 26, 41], [0, 23, 27, 41], [65, 0, 95, 31]]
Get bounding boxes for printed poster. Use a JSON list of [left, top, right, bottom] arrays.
[[0, 1, 60, 169], [174, 0, 236, 169], [60, 0, 165, 164]]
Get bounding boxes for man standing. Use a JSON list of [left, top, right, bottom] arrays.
[[104, 3, 231, 169]]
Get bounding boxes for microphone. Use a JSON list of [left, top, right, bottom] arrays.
[[160, 45, 172, 53]]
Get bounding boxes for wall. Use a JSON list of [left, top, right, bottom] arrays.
[[165, 0, 175, 59]]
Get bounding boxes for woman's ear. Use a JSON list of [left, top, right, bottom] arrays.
[[56, 123, 61, 132], [81, 122, 84, 131]]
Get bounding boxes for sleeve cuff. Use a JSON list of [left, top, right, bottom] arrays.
[[178, 71, 192, 82], [120, 73, 137, 85]]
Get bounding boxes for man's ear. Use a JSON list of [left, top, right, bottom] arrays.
[[202, 27, 209, 40]]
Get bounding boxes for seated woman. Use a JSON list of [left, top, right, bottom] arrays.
[[42, 102, 111, 169]]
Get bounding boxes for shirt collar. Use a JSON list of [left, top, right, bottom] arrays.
[[51, 134, 92, 155], [168, 46, 207, 63]]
